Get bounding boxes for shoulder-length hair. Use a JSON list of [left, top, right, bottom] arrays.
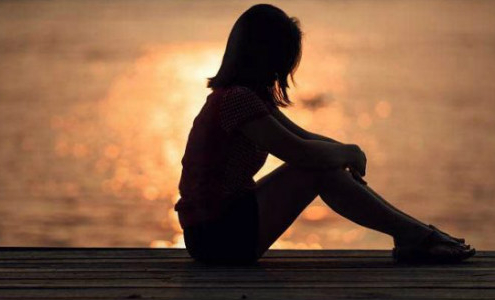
[[207, 4, 303, 107]]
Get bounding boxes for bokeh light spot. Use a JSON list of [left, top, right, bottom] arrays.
[[375, 100, 392, 118]]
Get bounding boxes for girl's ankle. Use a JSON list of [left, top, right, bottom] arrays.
[[394, 227, 434, 248]]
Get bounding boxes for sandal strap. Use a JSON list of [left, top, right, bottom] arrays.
[[422, 229, 464, 248], [429, 224, 465, 243], [397, 230, 459, 252]]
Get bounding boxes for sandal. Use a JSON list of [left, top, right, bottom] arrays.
[[428, 224, 466, 245], [393, 230, 476, 264]]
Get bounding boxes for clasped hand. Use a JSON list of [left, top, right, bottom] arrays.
[[344, 144, 367, 185]]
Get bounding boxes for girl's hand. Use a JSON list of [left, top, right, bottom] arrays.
[[344, 144, 367, 177], [342, 143, 367, 184], [349, 167, 368, 185]]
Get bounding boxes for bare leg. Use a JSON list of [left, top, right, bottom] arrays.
[[255, 164, 433, 257], [316, 168, 433, 246], [359, 181, 467, 245], [255, 163, 321, 257], [360, 181, 430, 229]]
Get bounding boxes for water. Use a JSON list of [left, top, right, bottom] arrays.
[[1, 0, 494, 249]]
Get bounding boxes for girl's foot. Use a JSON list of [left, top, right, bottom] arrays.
[[428, 224, 466, 245], [393, 230, 476, 264], [395, 225, 470, 250]]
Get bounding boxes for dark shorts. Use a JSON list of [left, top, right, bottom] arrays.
[[183, 189, 260, 265]]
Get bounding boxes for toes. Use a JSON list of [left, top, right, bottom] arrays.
[[428, 224, 466, 245], [429, 243, 475, 262]]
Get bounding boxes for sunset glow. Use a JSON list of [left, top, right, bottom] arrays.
[[1, 0, 493, 250]]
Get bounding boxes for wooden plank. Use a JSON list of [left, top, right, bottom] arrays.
[[0, 248, 393, 259], [0, 259, 490, 271], [0, 268, 493, 280], [0, 278, 492, 288], [0, 257, 491, 264], [0, 256, 492, 263], [0, 248, 492, 259], [2, 266, 493, 275], [1, 263, 491, 272], [0, 287, 493, 300]]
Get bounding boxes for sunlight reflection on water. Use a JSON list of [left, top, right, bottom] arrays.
[[0, 0, 494, 249]]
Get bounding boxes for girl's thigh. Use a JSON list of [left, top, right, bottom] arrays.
[[254, 163, 324, 256]]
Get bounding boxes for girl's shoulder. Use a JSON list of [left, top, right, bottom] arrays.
[[214, 85, 277, 111], [213, 85, 255, 96]]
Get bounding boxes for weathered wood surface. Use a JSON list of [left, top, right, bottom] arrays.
[[0, 248, 493, 299]]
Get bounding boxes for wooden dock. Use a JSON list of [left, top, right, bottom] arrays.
[[0, 248, 493, 299]]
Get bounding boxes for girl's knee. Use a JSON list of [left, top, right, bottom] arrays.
[[313, 167, 352, 187], [282, 164, 352, 189]]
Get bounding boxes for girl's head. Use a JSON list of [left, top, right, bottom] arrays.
[[208, 4, 302, 107]]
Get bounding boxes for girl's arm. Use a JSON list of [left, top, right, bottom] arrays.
[[271, 107, 343, 144], [306, 131, 343, 145], [271, 107, 367, 184], [238, 114, 367, 175]]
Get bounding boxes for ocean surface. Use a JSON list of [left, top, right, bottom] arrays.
[[1, 0, 494, 249]]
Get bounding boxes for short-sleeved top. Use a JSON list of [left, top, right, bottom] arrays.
[[174, 85, 276, 229]]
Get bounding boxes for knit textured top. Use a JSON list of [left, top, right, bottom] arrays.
[[174, 85, 276, 228]]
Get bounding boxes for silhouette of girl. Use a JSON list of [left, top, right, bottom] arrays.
[[174, 4, 475, 265]]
